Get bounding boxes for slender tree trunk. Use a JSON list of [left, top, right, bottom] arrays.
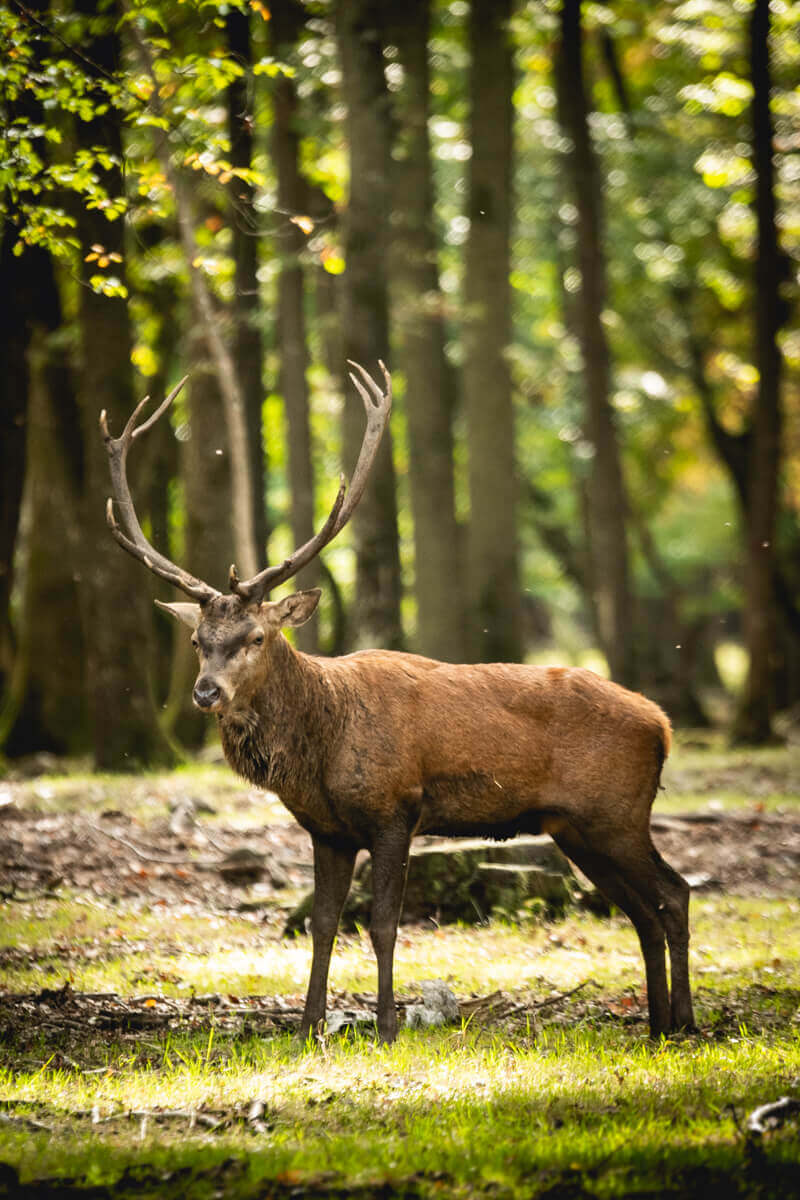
[[227, 6, 269, 567], [271, 0, 318, 652], [4, 328, 88, 756], [183, 333, 235, 594], [75, 1, 171, 767], [463, 0, 522, 664], [335, 0, 403, 650], [0, 232, 32, 695], [164, 321, 235, 747], [556, 0, 635, 687], [733, 0, 785, 743], [386, 0, 465, 663], [130, 20, 258, 580]]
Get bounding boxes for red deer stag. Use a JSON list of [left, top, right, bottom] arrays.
[[100, 363, 694, 1042]]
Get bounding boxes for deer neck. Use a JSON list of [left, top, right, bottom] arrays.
[[217, 634, 338, 802]]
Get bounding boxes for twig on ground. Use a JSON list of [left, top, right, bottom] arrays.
[[530, 978, 598, 1012], [88, 823, 218, 867], [746, 1096, 800, 1135], [0, 1111, 52, 1132]]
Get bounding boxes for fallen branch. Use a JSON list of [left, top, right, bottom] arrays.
[[746, 1096, 800, 1135], [89, 1107, 222, 1130], [531, 978, 598, 1012], [88, 824, 218, 867], [0, 1111, 52, 1132]]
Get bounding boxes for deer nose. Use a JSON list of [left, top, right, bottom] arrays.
[[193, 678, 221, 709]]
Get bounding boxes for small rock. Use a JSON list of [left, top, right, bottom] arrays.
[[324, 1008, 375, 1035], [405, 980, 460, 1029], [218, 848, 265, 885]]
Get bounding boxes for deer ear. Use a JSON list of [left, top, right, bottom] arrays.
[[269, 589, 321, 629], [155, 599, 202, 630]]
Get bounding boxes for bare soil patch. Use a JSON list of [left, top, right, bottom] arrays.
[[1, 778, 798, 911]]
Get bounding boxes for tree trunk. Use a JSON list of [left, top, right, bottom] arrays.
[[463, 0, 522, 664], [129, 19, 259, 581], [732, 0, 785, 744], [0, 233, 33, 696], [335, 0, 404, 651], [556, 0, 635, 688], [386, 0, 465, 663], [227, 6, 269, 568], [75, 0, 172, 769], [271, 0, 319, 653], [160, 320, 236, 748], [4, 328, 88, 756]]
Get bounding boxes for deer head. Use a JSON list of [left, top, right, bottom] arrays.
[[100, 362, 391, 712]]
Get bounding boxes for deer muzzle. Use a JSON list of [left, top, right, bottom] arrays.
[[193, 676, 223, 712]]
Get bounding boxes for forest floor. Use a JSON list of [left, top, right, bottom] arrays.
[[0, 735, 799, 1198]]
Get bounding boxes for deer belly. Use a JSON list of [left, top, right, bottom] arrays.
[[418, 772, 545, 839]]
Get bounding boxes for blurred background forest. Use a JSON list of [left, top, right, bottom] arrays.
[[1, 0, 798, 771]]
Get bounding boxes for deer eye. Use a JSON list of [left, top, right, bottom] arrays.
[[252, 632, 264, 647], [191, 635, 199, 649]]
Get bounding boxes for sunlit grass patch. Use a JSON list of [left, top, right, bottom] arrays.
[[2, 1019, 800, 1195], [3, 895, 800, 1003], [3, 748, 800, 1196]]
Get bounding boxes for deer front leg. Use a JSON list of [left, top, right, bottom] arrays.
[[299, 835, 357, 1040], [369, 822, 413, 1043]]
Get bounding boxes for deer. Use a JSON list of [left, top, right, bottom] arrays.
[[100, 362, 694, 1043]]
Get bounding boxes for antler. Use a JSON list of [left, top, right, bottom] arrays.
[[230, 360, 392, 603], [100, 378, 221, 604]]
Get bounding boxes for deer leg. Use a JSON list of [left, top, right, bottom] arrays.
[[634, 846, 695, 1032], [553, 832, 671, 1039], [369, 823, 413, 1043], [657, 854, 695, 1032], [299, 836, 357, 1039]]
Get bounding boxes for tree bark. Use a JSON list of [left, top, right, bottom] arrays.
[[463, 0, 522, 664], [732, 0, 785, 743], [129, 20, 258, 581], [335, 0, 404, 651], [3, 327, 88, 756], [161, 323, 235, 748], [0, 233, 33, 695], [386, 0, 465, 663], [556, 0, 635, 688], [271, 0, 319, 653], [227, 6, 269, 568], [75, 1, 172, 768]]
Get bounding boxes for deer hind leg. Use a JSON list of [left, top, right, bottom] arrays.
[[300, 836, 357, 1040], [369, 820, 414, 1043], [645, 846, 694, 1032], [593, 833, 694, 1034], [552, 830, 671, 1039]]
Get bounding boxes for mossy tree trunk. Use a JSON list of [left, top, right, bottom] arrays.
[[75, 0, 172, 769], [733, 0, 786, 744], [271, 0, 319, 653], [556, 0, 636, 689], [463, 0, 522, 664], [387, 0, 465, 663], [335, 0, 404, 651]]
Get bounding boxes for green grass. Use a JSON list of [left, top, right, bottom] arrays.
[[1, 743, 800, 1197], [2, 895, 800, 1196], [2, 1019, 800, 1197], [2, 895, 799, 1002]]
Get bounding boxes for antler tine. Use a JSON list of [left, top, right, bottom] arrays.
[[331, 359, 392, 538], [346, 358, 391, 412], [100, 379, 220, 604], [132, 375, 189, 439], [105, 500, 215, 602], [231, 476, 348, 602], [232, 360, 391, 602]]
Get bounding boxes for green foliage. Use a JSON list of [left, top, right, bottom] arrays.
[[3, 0, 800, 755]]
